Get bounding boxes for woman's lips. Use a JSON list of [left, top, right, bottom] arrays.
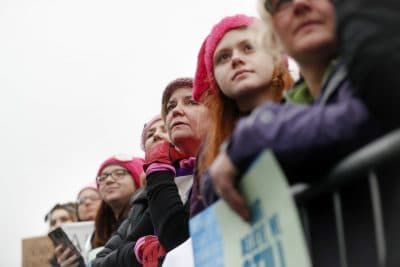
[[232, 70, 252, 81], [294, 20, 320, 34], [171, 121, 187, 129]]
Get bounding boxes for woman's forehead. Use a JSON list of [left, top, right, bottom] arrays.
[[101, 164, 126, 173], [168, 87, 193, 101], [149, 119, 164, 130]]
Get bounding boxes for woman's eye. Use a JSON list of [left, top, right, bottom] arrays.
[[184, 97, 198, 106], [216, 53, 230, 64], [166, 103, 175, 112], [189, 100, 198, 105], [244, 44, 254, 52]]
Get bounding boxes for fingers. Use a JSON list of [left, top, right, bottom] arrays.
[[210, 152, 250, 222], [217, 181, 250, 222], [61, 253, 79, 267], [56, 246, 79, 267], [54, 244, 65, 257]]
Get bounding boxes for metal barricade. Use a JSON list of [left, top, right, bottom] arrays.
[[294, 129, 400, 267]]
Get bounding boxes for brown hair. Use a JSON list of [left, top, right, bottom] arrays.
[[161, 78, 194, 120], [91, 200, 131, 248]]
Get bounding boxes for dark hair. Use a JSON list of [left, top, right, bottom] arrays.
[[91, 200, 131, 248], [44, 202, 78, 222]]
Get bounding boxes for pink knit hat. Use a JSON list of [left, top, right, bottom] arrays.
[[161, 77, 194, 120], [96, 156, 144, 188], [193, 14, 255, 102], [141, 115, 162, 151], [77, 181, 98, 199]]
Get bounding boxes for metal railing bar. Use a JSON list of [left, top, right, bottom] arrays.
[[298, 205, 312, 252], [369, 171, 387, 267], [333, 192, 348, 267], [294, 129, 400, 202]]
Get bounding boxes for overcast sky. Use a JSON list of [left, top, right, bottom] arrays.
[[0, 1, 263, 265]]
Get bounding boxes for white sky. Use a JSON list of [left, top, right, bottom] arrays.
[[0, 0, 263, 265]]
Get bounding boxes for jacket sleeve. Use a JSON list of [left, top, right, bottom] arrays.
[[146, 171, 189, 251], [335, 0, 400, 129], [200, 170, 219, 207], [226, 83, 381, 183]]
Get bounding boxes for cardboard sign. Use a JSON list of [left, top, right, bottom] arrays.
[[21, 235, 54, 267], [189, 151, 311, 267]]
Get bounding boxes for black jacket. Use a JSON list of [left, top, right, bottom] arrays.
[[146, 171, 190, 252], [92, 170, 191, 267], [91, 189, 154, 267], [335, 0, 400, 129]]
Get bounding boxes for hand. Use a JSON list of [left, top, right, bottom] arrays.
[[144, 140, 188, 170], [54, 244, 79, 267], [134, 235, 166, 267], [209, 152, 250, 221]]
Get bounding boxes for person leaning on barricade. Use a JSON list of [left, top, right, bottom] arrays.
[[203, 0, 387, 221], [191, 14, 294, 209]]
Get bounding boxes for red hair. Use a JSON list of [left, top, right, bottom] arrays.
[[197, 63, 294, 178]]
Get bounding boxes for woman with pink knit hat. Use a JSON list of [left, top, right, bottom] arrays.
[[55, 156, 144, 266], [76, 181, 101, 221], [91, 156, 144, 248], [192, 14, 293, 208], [206, 0, 384, 222]]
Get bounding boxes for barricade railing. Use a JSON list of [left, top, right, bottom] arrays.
[[294, 129, 400, 267]]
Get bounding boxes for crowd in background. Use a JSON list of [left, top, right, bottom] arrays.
[[42, 0, 400, 266]]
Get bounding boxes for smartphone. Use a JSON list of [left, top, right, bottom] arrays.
[[48, 227, 86, 267]]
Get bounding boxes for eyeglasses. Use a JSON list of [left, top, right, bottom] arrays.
[[264, 0, 295, 14], [77, 195, 101, 205], [96, 169, 129, 185]]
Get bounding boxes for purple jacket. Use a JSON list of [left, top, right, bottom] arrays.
[[202, 62, 383, 205]]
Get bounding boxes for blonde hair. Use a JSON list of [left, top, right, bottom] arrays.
[[257, 0, 286, 56]]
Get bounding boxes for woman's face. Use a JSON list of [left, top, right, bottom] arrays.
[[49, 209, 74, 232], [98, 164, 136, 207], [271, 0, 336, 63], [144, 119, 169, 153], [77, 188, 101, 221], [213, 24, 275, 110], [165, 87, 208, 155]]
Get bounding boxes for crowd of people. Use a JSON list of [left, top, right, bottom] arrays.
[[42, 0, 399, 266]]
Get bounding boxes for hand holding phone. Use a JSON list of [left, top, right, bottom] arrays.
[[48, 227, 86, 267]]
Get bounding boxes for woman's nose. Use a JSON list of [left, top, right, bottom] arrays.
[[231, 51, 244, 68], [172, 103, 185, 116]]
